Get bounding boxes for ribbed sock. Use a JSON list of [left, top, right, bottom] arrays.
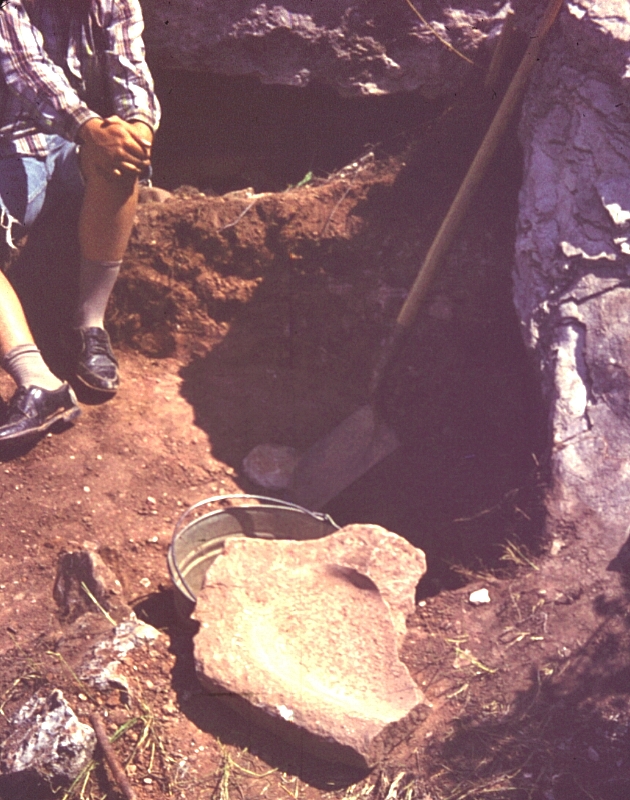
[[2, 344, 63, 391], [74, 258, 122, 330]]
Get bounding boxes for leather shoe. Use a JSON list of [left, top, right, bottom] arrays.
[[0, 384, 80, 443], [72, 327, 120, 394]]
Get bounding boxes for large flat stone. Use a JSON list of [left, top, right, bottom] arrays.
[[192, 524, 426, 767]]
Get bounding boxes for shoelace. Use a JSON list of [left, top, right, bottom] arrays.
[[84, 331, 114, 359]]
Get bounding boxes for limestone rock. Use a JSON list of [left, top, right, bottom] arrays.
[[79, 616, 160, 694], [141, 0, 511, 97], [192, 524, 426, 768], [514, 1, 630, 566], [0, 690, 95, 783]]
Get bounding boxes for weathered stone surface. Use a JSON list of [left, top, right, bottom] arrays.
[[141, 0, 510, 97], [514, 1, 630, 566], [53, 542, 129, 622], [79, 616, 160, 694], [192, 524, 426, 767], [0, 690, 95, 783]]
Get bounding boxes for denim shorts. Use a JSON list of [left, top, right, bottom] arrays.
[[0, 135, 84, 249]]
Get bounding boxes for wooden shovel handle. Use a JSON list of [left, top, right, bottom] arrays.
[[395, 0, 564, 330]]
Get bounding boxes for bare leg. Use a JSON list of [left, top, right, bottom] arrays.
[[0, 270, 35, 358], [72, 152, 139, 394], [78, 150, 139, 262]]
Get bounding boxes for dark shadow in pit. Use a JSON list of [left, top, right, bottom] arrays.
[[150, 69, 445, 195], [172, 75, 548, 593]]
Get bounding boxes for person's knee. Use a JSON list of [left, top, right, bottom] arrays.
[[78, 147, 137, 202]]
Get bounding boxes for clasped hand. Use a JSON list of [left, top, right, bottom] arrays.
[[79, 115, 153, 181]]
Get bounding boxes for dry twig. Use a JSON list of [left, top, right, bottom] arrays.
[[402, 0, 474, 65], [90, 711, 139, 800]]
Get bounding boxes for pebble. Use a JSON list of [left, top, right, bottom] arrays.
[[469, 588, 491, 605], [242, 443, 300, 490]]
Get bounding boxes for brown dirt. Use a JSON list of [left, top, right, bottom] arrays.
[[1, 77, 629, 800]]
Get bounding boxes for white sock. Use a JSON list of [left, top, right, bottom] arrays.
[[2, 344, 63, 391], [74, 258, 121, 330]]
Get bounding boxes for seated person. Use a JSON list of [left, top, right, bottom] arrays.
[[0, 0, 160, 442]]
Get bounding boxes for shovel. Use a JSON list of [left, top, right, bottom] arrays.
[[287, 0, 564, 511]]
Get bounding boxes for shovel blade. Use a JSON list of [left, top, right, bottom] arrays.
[[287, 404, 400, 511]]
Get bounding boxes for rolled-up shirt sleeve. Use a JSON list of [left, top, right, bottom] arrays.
[[0, 1, 100, 142], [103, 0, 161, 131]]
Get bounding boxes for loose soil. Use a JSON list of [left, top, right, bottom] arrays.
[[1, 74, 629, 800]]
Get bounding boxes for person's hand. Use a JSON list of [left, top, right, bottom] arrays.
[[78, 116, 152, 180]]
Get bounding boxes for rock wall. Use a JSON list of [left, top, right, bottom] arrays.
[[515, 1, 630, 566], [140, 0, 510, 97]]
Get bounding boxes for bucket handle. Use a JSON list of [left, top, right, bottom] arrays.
[[172, 493, 339, 542], [170, 493, 339, 602]]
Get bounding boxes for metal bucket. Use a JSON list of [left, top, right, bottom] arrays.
[[167, 494, 339, 620]]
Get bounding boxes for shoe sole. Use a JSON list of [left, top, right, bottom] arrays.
[[0, 405, 81, 443], [76, 373, 119, 395]]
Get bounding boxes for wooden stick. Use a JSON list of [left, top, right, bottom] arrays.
[[484, 11, 517, 91], [395, 0, 564, 331], [90, 712, 139, 800]]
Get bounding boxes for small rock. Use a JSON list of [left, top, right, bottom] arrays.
[[0, 690, 95, 782], [587, 746, 600, 762], [192, 524, 427, 768], [53, 545, 129, 622], [138, 185, 173, 204], [242, 443, 300, 490], [79, 615, 160, 694], [469, 588, 491, 605]]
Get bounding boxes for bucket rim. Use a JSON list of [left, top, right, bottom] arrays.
[[172, 493, 336, 539], [169, 494, 339, 602]]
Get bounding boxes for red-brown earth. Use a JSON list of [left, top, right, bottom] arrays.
[[0, 73, 629, 800]]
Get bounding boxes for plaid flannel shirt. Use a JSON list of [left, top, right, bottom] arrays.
[[0, 0, 160, 157]]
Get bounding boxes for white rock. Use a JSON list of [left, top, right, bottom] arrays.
[[0, 690, 95, 781], [469, 588, 491, 605]]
